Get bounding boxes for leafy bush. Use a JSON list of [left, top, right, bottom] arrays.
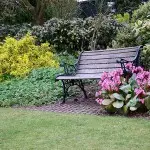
[[112, 25, 138, 48], [45, 0, 77, 20], [96, 64, 150, 115], [0, 68, 63, 107], [0, 34, 59, 81], [0, 0, 32, 24], [113, 2, 150, 70], [57, 52, 77, 65], [32, 17, 117, 53], [114, 13, 130, 24], [133, 19, 150, 45], [113, 1, 150, 47], [141, 45, 150, 70], [132, 1, 150, 22], [112, 19, 150, 48], [115, 0, 141, 14], [1, 17, 117, 53], [90, 14, 118, 49], [0, 23, 32, 42]]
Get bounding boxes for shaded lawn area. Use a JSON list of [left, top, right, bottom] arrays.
[[0, 108, 150, 150]]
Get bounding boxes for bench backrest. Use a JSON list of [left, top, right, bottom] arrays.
[[76, 46, 141, 75]]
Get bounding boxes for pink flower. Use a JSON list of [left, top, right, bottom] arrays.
[[101, 79, 111, 91], [125, 63, 134, 71], [139, 99, 144, 104], [132, 66, 143, 74], [135, 88, 146, 97], [95, 91, 102, 97], [101, 72, 109, 81], [136, 71, 150, 87], [96, 98, 103, 105]]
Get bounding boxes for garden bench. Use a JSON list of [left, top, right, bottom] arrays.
[[56, 46, 143, 103]]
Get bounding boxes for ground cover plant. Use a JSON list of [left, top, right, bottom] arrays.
[[0, 108, 150, 150], [0, 68, 63, 107], [96, 63, 150, 114]]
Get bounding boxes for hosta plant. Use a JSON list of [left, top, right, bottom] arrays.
[[96, 63, 150, 115]]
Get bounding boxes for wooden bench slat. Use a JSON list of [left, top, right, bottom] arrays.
[[56, 73, 102, 79], [84, 46, 139, 53], [82, 49, 136, 56], [78, 63, 121, 69], [77, 68, 120, 74], [79, 57, 135, 65], [81, 52, 136, 60]]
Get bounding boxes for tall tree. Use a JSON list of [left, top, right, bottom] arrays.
[[0, 0, 77, 25]]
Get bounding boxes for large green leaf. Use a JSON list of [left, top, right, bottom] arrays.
[[145, 96, 150, 110], [112, 93, 125, 101], [126, 94, 132, 100], [146, 92, 150, 96], [102, 99, 113, 106], [128, 96, 138, 107], [130, 107, 138, 111], [105, 104, 116, 114], [129, 74, 138, 87], [120, 84, 131, 93], [112, 101, 124, 108], [109, 94, 115, 100], [122, 105, 129, 115]]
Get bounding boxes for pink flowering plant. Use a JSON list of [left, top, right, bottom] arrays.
[[96, 63, 150, 114]]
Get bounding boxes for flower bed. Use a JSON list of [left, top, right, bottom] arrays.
[[96, 63, 150, 115]]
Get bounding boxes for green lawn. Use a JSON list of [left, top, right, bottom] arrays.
[[0, 108, 150, 150]]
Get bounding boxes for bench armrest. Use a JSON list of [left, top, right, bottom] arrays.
[[60, 62, 77, 75], [116, 58, 133, 77]]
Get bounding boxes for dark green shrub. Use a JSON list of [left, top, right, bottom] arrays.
[[112, 25, 138, 48], [0, 0, 32, 24], [1, 17, 117, 53], [0, 68, 63, 107], [91, 14, 118, 49], [45, 0, 77, 20], [115, 0, 141, 14], [141, 45, 150, 70], [0, 24, 32, 41]]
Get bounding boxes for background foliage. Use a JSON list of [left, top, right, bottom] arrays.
[[141, 45, 150, 70], [113, 1, 150, 70], [0, 17, 117, 53], [0, 0, 78, 25]]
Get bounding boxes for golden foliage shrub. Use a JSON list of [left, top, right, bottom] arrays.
[[0, 34, 59, 79]]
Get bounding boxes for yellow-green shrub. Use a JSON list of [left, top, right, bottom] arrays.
[[0, 34, 59, 80]]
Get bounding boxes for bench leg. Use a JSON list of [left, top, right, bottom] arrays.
[[62, 80, 69, 104], [61, 79, 87, 104], [79, 80, 88, 99]]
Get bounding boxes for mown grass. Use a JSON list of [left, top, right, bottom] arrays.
[[0, 108, 150, 150]]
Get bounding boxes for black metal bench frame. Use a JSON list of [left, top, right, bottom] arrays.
[[56, 46, 143, 103]]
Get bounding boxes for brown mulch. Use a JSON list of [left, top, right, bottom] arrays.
[[24, 98, 104, 115], [23, 83, 150, 120]]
